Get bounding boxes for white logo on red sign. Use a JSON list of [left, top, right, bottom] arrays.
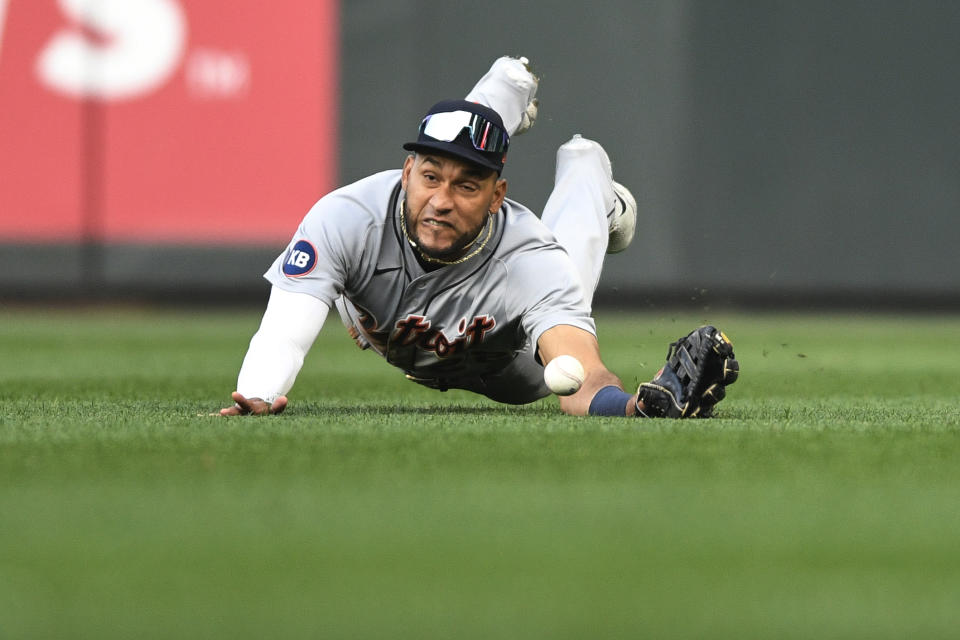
[[35, 0, 187, 100]]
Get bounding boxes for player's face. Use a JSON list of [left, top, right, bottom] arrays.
[[401, 153, 507, 261]]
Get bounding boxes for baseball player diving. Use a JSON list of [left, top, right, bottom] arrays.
[[220, 56, 738, 419]]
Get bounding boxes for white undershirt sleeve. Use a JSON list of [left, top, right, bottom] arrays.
[[235, 285, 330, 403]]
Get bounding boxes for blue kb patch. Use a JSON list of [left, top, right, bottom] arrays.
[[282, 240, 317, 277]]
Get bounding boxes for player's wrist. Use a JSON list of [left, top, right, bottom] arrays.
[[238, 392, 281, 405], [588, 385, 634, 417]]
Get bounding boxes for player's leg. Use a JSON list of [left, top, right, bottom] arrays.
[[466, 56, 635, 301], [477, 340, 552, 404], [406, 341, 551, 405], [541, 135, 637, 303], [465, 56, 539, 136]]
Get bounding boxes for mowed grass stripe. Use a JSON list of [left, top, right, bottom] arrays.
[[1, 308, 959, 639]]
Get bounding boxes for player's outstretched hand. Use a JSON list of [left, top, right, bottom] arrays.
[[219, 392, 287, 416]]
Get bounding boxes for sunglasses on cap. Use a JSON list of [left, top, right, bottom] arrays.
[[418, 110, 509, 154]]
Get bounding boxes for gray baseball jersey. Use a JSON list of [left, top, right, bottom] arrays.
[[265, 169, 595, 404]]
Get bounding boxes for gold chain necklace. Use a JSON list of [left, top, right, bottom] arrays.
[[399, 199, 494, 266]]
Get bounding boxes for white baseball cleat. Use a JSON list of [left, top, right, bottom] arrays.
[[465, 56, 539, 136], [607, 181, 637, 254]]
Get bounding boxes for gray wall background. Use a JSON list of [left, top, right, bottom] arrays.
[[4, 0, 958, 308], [341, 0, 959, 308]]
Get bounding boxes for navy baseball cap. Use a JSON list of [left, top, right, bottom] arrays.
[[403, 99, 509, 174]]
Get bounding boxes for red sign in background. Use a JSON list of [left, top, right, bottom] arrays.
[[0, 0, 338, 245]]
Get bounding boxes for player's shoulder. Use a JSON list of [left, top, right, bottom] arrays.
[[336, 169, 403, 198], [490, 200, 578, 287], [302, 169, 401, 227], [493, 201, 589, 315], [499, 198, 564, 254]]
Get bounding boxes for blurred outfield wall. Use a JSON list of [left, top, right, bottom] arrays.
[[2, 1, 958, 308]]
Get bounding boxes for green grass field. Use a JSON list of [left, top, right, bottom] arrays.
[[2, 306, 959, 638]]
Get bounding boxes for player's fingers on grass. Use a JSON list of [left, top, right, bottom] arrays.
[[270, 396, 288, 415], [222, 391, 258, 416], [217, 393, 285, 416]]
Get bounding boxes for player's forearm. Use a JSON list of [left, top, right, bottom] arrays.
[[235, 286, 329, 403], [236, 332, 308, 403], [538, 323, 631, 416]]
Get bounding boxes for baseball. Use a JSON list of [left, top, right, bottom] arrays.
[[543, 355, 585, 396]]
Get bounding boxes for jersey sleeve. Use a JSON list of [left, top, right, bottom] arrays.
[[235, 286, 330, 403], [264, 190, 379, 306], [504, 245, 596, 351]]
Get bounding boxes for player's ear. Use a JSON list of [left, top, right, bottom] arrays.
[[490, 178, 507, 213], [401, 154, 415, 189]]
